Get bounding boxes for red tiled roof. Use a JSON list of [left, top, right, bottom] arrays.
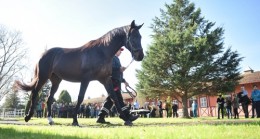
[[83, 96, 106, 104], [239, 71, 260, 84], [83, 93, 133, 104]]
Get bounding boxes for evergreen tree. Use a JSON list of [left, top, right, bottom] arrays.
[[136, 0, 243, 117], [2, 89, 22, 109], [57, 90, 72, 104]]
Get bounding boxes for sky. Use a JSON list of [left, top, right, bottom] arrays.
[[0, 0, 259, 102]]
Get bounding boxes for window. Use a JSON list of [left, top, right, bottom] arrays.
[[200, 97, 207, 108]]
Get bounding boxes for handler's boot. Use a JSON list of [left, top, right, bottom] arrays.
[[96, 113, 110, 124], [118, 111, 133, 126], [124, 120, 133, 126], [127, 113, 139, 122], [119, 110, 139, 122]]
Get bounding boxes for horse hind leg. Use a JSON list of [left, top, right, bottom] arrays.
[[47, 74, 61, 125], [25, 78, 48, 122]]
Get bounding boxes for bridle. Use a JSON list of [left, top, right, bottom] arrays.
[[125, 28, 143, 57]]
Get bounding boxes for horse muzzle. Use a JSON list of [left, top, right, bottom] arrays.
[[132, 49, 144, 61]]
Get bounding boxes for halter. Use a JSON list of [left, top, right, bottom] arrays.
[[125, 28, 143, 57]]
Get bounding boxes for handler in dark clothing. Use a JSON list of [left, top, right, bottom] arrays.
[[239, 86, 249, 118], [217, 95, 225, 119], [97, 48, 139, 126]]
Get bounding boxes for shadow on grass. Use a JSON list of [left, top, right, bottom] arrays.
[[2, 118, 260, 128], [0, 128, 86, 139]]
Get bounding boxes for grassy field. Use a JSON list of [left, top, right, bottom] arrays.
[[0, 117, 260, 139]]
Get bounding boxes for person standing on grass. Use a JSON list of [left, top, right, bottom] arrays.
[[217, 94, 225, 119], [51, 102, 57, 118], [232, 94, 239, 119], [240, 86, 249, 118], [133, 99, 140, 110], [251, 97, 256, 118], [172, 102, 178, 118], [36, 101, 42, 118], [192, 100, 198, 118], [158, 100, 163, 118], [166, 96, 172, 118], [225, 97, 232, 119], [41, 101, 46, 118], [251, 85, 260, 118]]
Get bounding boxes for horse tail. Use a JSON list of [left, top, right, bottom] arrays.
[[15, 65, 38, 91]]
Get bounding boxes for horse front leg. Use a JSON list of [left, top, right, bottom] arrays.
[[72, 81, 89, 126]]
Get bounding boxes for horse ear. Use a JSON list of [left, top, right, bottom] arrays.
[[131, 20, 143, 30], [131, 20, 136, 28], [137, 23, 144, 30]]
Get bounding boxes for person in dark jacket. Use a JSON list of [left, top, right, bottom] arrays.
[[238, 86, 250, 118], [172, 103, 178, 118], [158, 100, 163, 118], [225, 97, 232, 119], [217, 95, 225, 119], [97, 48, 138, 126]]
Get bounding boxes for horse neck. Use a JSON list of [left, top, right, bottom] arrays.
[[105, 33, 127, 58]]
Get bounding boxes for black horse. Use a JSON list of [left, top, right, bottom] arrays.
[[237, 91, 251, 118], [15, 20, 144, 126]]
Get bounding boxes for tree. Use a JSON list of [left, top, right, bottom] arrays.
[[0, 25, 27, 101], [57, 90, 72, 104], [136, 0, 243, 118], [1, 86, 23, 109]]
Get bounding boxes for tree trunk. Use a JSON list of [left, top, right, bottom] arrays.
[[181, 94, 190, 118]]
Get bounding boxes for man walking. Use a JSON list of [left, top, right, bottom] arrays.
[[97, 48, 138, 126]]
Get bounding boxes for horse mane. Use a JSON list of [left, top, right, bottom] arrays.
[[83, 25, 130, 48]]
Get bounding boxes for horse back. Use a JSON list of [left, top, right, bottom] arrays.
[[40, 47, 113, 82]]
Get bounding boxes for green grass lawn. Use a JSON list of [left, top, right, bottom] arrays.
[[1, 117, 260, 139]]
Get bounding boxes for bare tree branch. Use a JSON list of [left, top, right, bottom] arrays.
[[0, 25, 28, 101]]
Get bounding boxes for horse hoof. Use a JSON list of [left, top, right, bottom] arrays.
[[24, 115, 31, 122]]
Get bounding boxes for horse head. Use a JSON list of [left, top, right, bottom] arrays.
[[125, 20, 144, 61]]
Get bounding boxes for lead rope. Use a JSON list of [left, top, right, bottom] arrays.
[[124, 58, 136, 98], [125, 58, 134, 70], [125, 85, 137, 98]]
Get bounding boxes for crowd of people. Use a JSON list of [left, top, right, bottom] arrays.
[[217, 84, 260, 119], [34, 99, 180, 119], [34, 84, 260, 119], [35, 102, 104, 119], [36, 101, 75, 118]]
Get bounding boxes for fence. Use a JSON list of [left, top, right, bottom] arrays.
[[0, 108, 25, 118]]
